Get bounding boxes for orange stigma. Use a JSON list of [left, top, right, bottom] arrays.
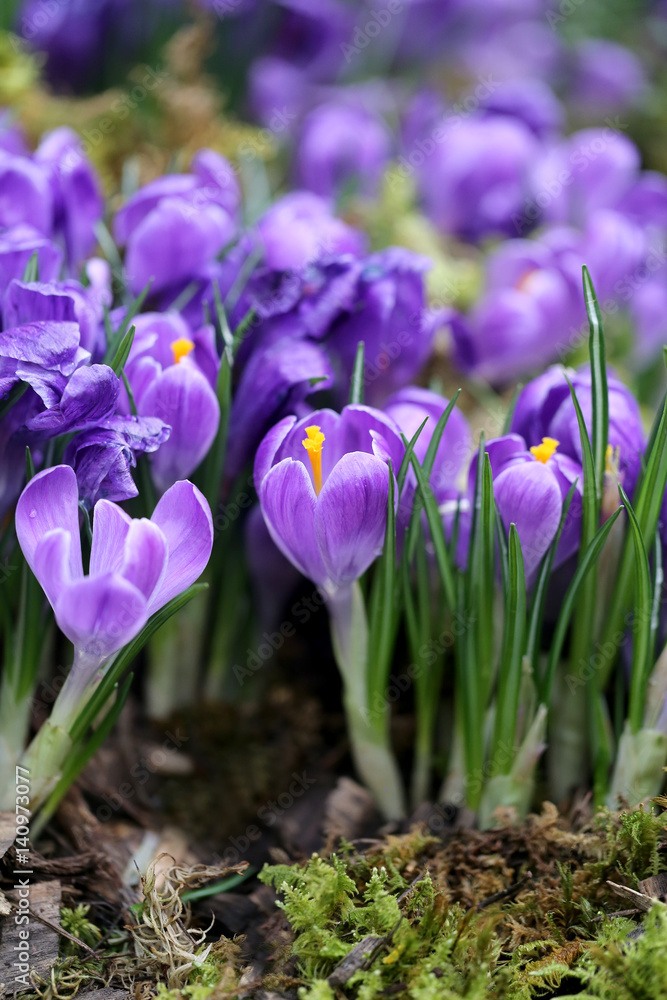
[[530, 436, 559, 464], [171, 337, 195, 364], [302, 425, 325, 494]]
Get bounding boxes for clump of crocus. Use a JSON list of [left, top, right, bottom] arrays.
[[255, 404, 406, 818], [9, 465, 213, 808]]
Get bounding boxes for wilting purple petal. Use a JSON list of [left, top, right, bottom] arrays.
[[54, 573, 148, 660], [148, 480, 214, 612], [259, 459, 328, 585], [24, 364, 119, 437], [15, 465, 83, 582], [314, 452, 390, 587]]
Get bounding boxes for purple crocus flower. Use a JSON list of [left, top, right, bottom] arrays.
[[0, 227, 63, 296], [295, 101, 392, 199], [33, 128, 104, 269], [529, 128, 642, 229], [325, 247, 435, 406], [114, 150, 239, 297], [0, 151, 53, 235], [569, 39, 646, 115], [3, 263, 112, 356], [472, 433, 583, 583], [255, 405, 403, 592], [119, 311, 220, 492], [255, 191, 367, 272], [16, 464, 213, 717], [478, 78, 564, 140], [449, 235, 582, 383], [414, 113, 539, 241], [511, 364, 646, 503]]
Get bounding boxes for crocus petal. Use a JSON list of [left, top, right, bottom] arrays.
[[32, 528, 73, 608], [254, 415, 297, 487], [140, 363, 220, 493], [259, 458, 328, 585], [494, 461, 563, 582], [89, 499, 132, 576], [148, 480, 213, 613], [54, 573, 148, 659], [121, 519, 168, 603], [16, 465, 83, 583], [25, 364, 120, 437], [314, 452, 389, 588]]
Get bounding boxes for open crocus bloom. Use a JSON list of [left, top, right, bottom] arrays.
[[255, 406, 404, 593], [471, 433, 583, 583], [16, 465, 213, 678]]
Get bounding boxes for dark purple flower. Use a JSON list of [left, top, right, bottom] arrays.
[[64, 415, 171, 507], [255, 405, 403, 590], [16, 464, 213, 663], [414, 113, 539, 241], [325, 247, 434, 405], [511, 364, 646, 501], [22, 364, 120, 438], [3, 265, 111, 356], [227, 337, 333, 477], [0, 320, 89, 406], [295, 101, 392, 199]]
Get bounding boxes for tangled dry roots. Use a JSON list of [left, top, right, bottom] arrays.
[[130, 854, 248, 988]]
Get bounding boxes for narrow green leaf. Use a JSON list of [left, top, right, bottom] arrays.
[[490, 523, 526, 772], [21, 251, 39, 283], [203, 350, 233, 508], [108, 324, 136, 376], [397, 419, 428, 495], [25, 445, 36, 482], [349, 341, 365, 405], [526, 480, 578, 677], [502, 383, 522, 435], [367, 461, 398, 709], [620, 486, 653, 733], [0, 382, 28, 421], [409, 451, 455, 609], [181, 868, 256, 902], [540, 506, 623, 705], [583, 265, 609, 505]]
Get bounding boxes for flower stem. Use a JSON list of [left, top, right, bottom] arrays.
[[326, 582, 405, 820]]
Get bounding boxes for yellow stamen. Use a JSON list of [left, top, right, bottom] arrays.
[[530, 436, 560, 464], [606, 443, 620, 476], [171, 337, 195, 364], [302, 425, 325, 495]]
